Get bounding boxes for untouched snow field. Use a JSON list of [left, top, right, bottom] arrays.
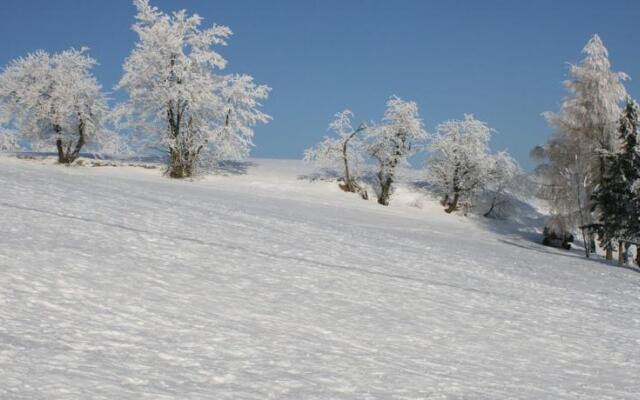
[[1, 155, 639, 400]]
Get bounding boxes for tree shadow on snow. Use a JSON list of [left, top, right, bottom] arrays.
[[297, 168, 340, 182], [8, 151, 254, 176], [207, 160, 254, 176], [475, 195, 545, 244], [409, 179, 549, 249], [13, 151, 164, 163]]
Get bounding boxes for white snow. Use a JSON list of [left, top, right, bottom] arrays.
[[1, 156, 639, 399]]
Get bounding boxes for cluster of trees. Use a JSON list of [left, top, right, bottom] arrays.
[[532, 34, 640, 261], [0, 0, 270, 177], [304, 97, 428, 206], [305, 99, 522, 214]]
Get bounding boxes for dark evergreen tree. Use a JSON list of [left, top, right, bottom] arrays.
[[592, 99, 640, 259]]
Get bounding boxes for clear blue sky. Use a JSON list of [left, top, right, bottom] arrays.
[[2, 0, 640, 169]]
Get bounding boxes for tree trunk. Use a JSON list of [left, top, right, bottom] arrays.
[[54, 122, 85, 165], [483, 196, 497, 218], [579, 227, 590, 259], [166, 107, 193, 178], [441, 194, 449, 207], [445, 165, 462, 214], [573, 155, 590, 258], [377, 174, 392, 206], [56, 137, 65, 163], [624, 242, 631, 264], [445, 193, 459, 214], [339, 125, 367, 199], [55, 125, 65, 163], [605, 244, 613, 260], [342, 144, 354, 193], [168, 148, 194, 178], [618, 241, 624, 266], [68, 120, 86, 162]]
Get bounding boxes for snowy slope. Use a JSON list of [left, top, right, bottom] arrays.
[[1, 156, 639, 400]]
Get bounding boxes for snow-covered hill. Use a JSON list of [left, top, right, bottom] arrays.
[[1, 156, 639, 399]]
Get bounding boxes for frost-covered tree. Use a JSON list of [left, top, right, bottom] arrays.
[[534, 34, 628, 255], [116, 0, 270, 178], [592, 99, 640, 259], [367, 96, 426, 206], [483, 151, 523, 218], [0, 48, 109, 164], [425, 114, 492, 213], [304, 110, 368, 199]]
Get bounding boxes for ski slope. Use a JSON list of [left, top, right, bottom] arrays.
[[1, 156, 639, 399]]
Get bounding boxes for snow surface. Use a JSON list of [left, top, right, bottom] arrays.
[[1, 156, 639, 399]]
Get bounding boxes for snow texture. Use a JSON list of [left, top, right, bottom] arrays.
[[1, 156, 639, 399]]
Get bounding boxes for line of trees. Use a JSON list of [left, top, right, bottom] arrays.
[[305, 99, 523, 213], [0, 0, 270, 177], [2, 4, 638, 259]]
